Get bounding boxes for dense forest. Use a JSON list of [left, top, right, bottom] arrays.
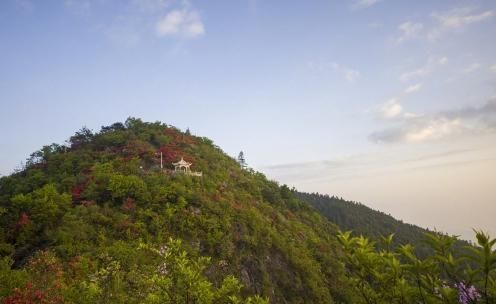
[[0, 118, 494, 303], [295, 192, 472, 257], [0, 118, 352, 303], [296, 192, 431, 247]]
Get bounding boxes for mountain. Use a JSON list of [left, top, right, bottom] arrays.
[[0, 118, 357, 303], [295, 192, 431, 252], [295, 192, 469, 257], [1, 118, 485, 304], [297, 192, 496, 303]]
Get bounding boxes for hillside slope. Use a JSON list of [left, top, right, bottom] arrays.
[[296, 192, 429, 244], [296, 192, 470, 256], [0, 118, 356, 303]]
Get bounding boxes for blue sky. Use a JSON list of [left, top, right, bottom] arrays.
[[1, 0, 496, 240]]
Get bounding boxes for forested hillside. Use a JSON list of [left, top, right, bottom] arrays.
[[1, 118, 494, 304], [0, 118, 356, 303], [296, 192, 432, 248], [295, 192, 496, 303], [296, 192, 473, 257]]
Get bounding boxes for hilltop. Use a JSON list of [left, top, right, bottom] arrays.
[[0, 118, 355, 303], [1, 118, 490, 304]]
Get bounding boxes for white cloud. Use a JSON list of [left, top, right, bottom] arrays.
[[381, 98, 403, 119], [429, 8, 494, 40], [434, 8, 494, 29], [399, 56, 449, 82], [352, 0, 381, 9], [439, 57, 448, 65], [371, 99, 496, 144], [490, 64, 496, 72], [330, 62, 360, 83], [345, 69, 360, 82], [156, 8, 205, 38], [400, 67, 429, 82], [306, 60, 360, 83], [397, 21, 423, 42], [404, 118, 461, 143], [404, 83, 422, 95], [463, 63, 481, 73], [394, 8, 494, 42], [371, 117, 464, 143]]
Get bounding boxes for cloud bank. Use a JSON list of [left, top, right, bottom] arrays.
[[396, 7, 494, 42], [371, 99, 496, 143], [156, 8, 205, 38]]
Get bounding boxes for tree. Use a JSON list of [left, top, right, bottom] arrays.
[[69, 127, 94, 149], [139, 238, 269, 304], [237, 151, 247, 169], [337, 230, 496, 304]]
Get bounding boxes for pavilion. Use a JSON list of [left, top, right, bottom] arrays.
[[172, 157, 202, 177]]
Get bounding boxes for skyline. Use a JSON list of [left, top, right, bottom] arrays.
[[1, 0, 496, 240]]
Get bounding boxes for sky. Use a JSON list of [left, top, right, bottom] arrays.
[[1, 0, 496, 240]]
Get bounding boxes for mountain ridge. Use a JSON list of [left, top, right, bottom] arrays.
[[0, 118, 353, 303], [0, 118, 476, 303]]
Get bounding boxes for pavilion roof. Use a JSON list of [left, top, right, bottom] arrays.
[[173, 157, 192, 167]]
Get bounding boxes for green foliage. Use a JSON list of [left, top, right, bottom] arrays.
[[0, 257, 28, 298], [0, 118, 355, 303], [2, 118, 493, 304], [108, 173, 148, 202], [11, 184, 71, 226], [338, 230, 496, 303], [138, 238, 268, 304], [298, 191, 470, 257]]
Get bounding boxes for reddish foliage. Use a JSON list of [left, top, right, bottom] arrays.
[[163, 127, 196, 145], [81, 167, 93, 176], [117, 219, 138, 237], [71, 185, 84, 202], [122, 139, 155, 160], [26, 251, 64, 281], [120, 155, 135, 162], [229, 170, 239, 180], [80, 200, 96, 207], [159, 146, 179, 164], [230, 201, 244, 211], [155, 127, 200, 168], [68, 256, 82, 276], [163, 127, 181, 140], [158, 144, 196, 168], [212, 192, 222, 202], [218, 182, 228, 193], [3, 282, 63, 304], [284, 210, 295, 220], [15, 212, 30, 230], [122, 197, 136, 211]]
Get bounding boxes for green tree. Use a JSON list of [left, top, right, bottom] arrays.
[[139, 238, 268, 304]]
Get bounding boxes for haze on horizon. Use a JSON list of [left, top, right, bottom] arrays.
[[1, 0, 496, 241]]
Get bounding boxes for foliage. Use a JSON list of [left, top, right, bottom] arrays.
[[139, 238, 268, 304], [2, 118, 488, 303], [337, 230, 496, 303], [297, 191, 470, 257], [0, 118, 352, 303]]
